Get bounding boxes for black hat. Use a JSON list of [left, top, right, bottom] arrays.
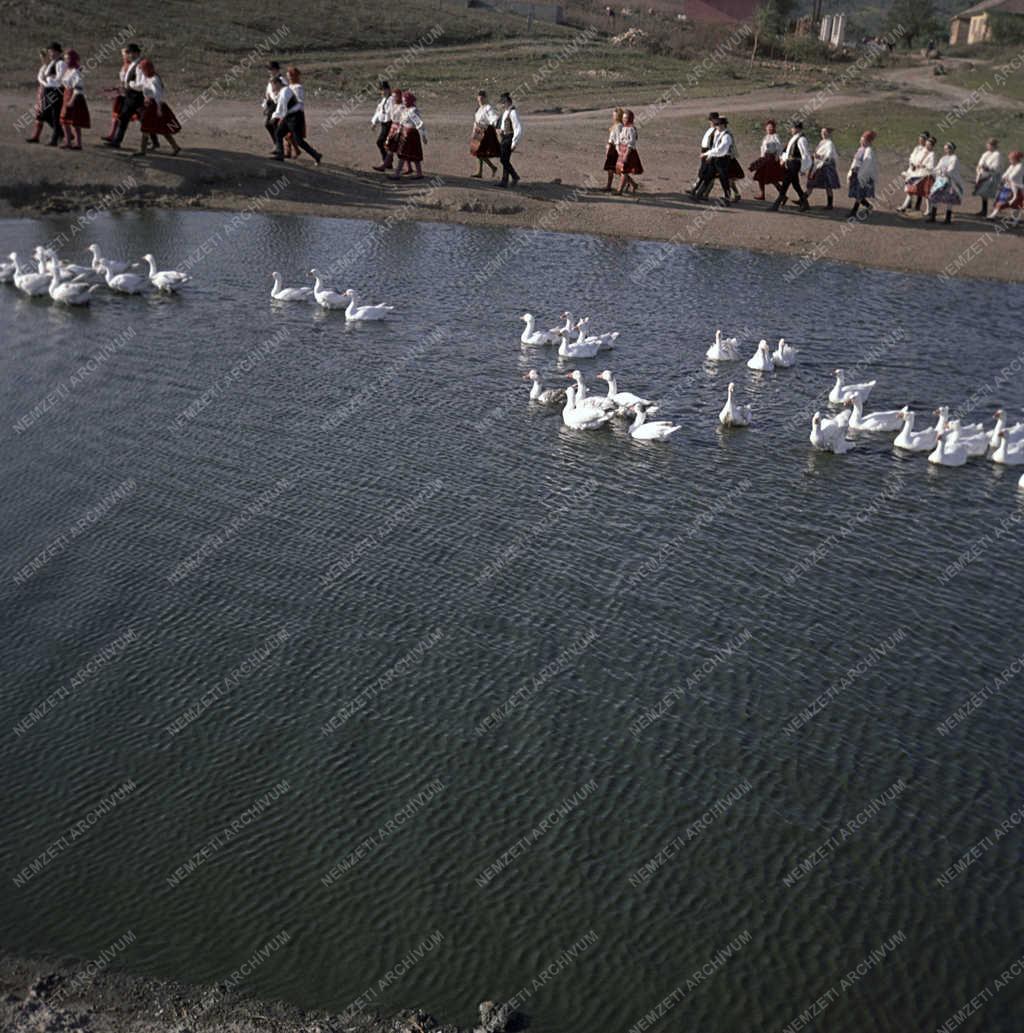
[[379, 80, 390, 90], [267, 60, 281, 70], [500, 91, 512, 103], [791, 119, 803, 129], [125, 43, 140, 54], [708, 111, 719, 120], [49, 41, 63, 51], [716, 117, 729, 126]]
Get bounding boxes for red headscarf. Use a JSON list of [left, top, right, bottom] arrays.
[[392, 88, 402, 102], [861, 130, 877, 144], [1010, 150, 1023, 163], [64, 49, 81, 70], [139, 58, 155, 77], [402, 91, 415, 107], [622, 110, 635, 126]]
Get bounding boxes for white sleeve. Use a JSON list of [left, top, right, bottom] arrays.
[[798, 136, 812, 171], [511, 108, 522, 149], [272, 87, 291, 120]]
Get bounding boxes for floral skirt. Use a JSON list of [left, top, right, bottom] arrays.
[[60, 90, 91, 128], [995, 185, 1024, 208], [471, 123, 500, 158], [904, 174, 933, 197], [929, 177, 962, 206], [848, 173, 875, 200], [397, 126, 423, 162], [808, 161, 840, 189], [616, 144, 643, 175]]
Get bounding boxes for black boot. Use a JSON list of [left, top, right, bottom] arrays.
[[914, 196, 922, 211], [928, 208, 937, 222], [945, 209, 952, 224], [979, 200, 988, 217]]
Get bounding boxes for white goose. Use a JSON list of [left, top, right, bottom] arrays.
[[48, 268, 95, 306], [746, 339, 774, 372], [628, 405, 680, 441], [566, 370, 616, 411], [705, 329, 741, 361], [991, 431, 1024, 466], [595, 370, 653, 411], [523, 369, 566, 406], [561, 384, 612, 431], [1019, 474, 1024, 490], [520, 313, 561, 346], [343, 288, 394, 321], [928, 433, 968, 467], [87, 243, 132, 276], [718, 382, 751, 427], [270, 272, 314, 302], [142, 254, 190, 293], [310, 269, 347, 309], [829, 369, 876, 405], [988, 410, 1024, 450], [771, 337, 797, 367], [809, 411, 851, 454], [933, 406, 983, 439], [893, 408, 937, 452], [574, 318, 619, 352], [11, 253, 51, 296], [846, 396, 903, 432], [558, 324, 601, 360], [98, 262, 148, 295], [0, 256, 16, 283], [946, 420, 988, 458]]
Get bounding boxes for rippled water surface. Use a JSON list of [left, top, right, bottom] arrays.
[[1, 211, 1022, 1033]]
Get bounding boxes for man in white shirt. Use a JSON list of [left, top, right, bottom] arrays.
[[263, 61, 287, 144], [704, 117, 735, 204], [30, 42, 65, 146], [770, 119, 811, 211], [690, 111, 720, 199], [106, 43, 147, 149], [371, 80, 393, 171], [497, 92, 521, 188]]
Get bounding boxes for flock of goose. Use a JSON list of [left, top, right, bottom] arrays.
[[270, 271, 394, 320], [520, 314, 1024, 485], [1, 245, 190, 304]]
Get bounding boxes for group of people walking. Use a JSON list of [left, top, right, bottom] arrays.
[[369, 81, 428, 179], [263, 62, 321, 164], [26, 40, 180, 155]]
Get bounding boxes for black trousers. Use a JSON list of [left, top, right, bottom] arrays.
[[694, 155, 713, 195], [274, 112, 321, 160], [375, 121, 391, 162], [39, 87, 63, 143], [499, 133, 518, 185], [110, 91, 144, 146], [714, 156, 733, 198], [776, 158, 808, 204], [264, 102, 277, 142]]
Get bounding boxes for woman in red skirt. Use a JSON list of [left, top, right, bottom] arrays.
[[136, 58, 181, 156], [392, 91, 425, 179], [58, 50, 90, 149], [749, 118, 784, 200], [615, 109, 642, 195], [470, 90, 500, 177], [603, 107, 623, 191]]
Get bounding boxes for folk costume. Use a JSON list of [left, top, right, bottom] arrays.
[[470, 94, 500, 177]]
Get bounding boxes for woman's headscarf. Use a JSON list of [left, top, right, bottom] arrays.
[[139, 58, 156, 77], [861, 130, 876, 145], [402, 91, 415, 107], [622, 110, 635, 126], [1009, 150, 1023, 164], [64, 49, 81, 70]]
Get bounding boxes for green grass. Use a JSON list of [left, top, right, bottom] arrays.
[[941, 62, 1024, 104]]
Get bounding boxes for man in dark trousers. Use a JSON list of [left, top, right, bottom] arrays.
[[106, 43, 146, 149], [497, 92, 521, 188], [704, 117, 735, 204], [690, 112, 723, 199], [27, 43, 65, 145], [263, 61, 287, 143], [371, 80, 393, 171], [771, 119, 811, 211]]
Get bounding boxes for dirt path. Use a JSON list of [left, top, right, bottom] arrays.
[[2, 91, 1021, 285]]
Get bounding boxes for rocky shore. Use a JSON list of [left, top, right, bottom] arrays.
[[0, 951, 524, 1033]]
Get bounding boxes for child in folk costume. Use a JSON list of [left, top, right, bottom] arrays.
[[26, 43, 65, 145], [371, 81, 394, 171], [603, 107, 624, 191], [806, 127, 839, 209], [392, 91, 425, 179], [973, 138, 1004, 217], [470, 90, 500, 178], [58, 49, 90, 148], [988, 150, 1023, 220], [898, 133, 936, 213], [615, 109, 643, 195], [847, 130, 878, 217], [928, 142, 965, 224], [136, 59, 181, 156], [749, 118, 783, 200], [383, 88, 404, 167]]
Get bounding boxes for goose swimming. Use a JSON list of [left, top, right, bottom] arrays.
[[141, 254, 190, 293], [628, 405, 680, 441], [846, 397, 902, 432], [829, 369, 876, 406], [771, 338, 797, 368], [810, 411, 851, 453], [270, 272, 314, 302], [520, 313, 561, 346], [705, 329, 741, 361], [310, 269, 347, 309], [86, 243, 132, 276], [98, 262, 148, 295], [595, 370, 653, 411], [566, 370, 616, 411], [10, 253, 51, 296], [746, 339, 774, 372], [48, 267, 95, 306], [990, 431, 1024, 466], [523, 369, 566, 405], [561, 384, 612, 430], [343, 288, 394, 321], [928, 433, 968, 467], [893, 407, 937, 452], [718, 382, 751, 427], [988, 410, 1024, 450]]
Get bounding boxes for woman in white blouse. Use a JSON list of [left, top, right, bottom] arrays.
[[615, 109, 643, 195], [989, 149, 1023, 219], [806, 126, 839, 209], [470, 90, 500, 178], [27, 42, 65, 145], [749, 118, 784, 200], [57, 49, 90, 149], [136, 58, 181, 156], [847, 130, 878, 217], [973, 138, 1004, 217], [391, 90, 426, 180], [603, 107, 624, 191], [928, 141, 965, 224]]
